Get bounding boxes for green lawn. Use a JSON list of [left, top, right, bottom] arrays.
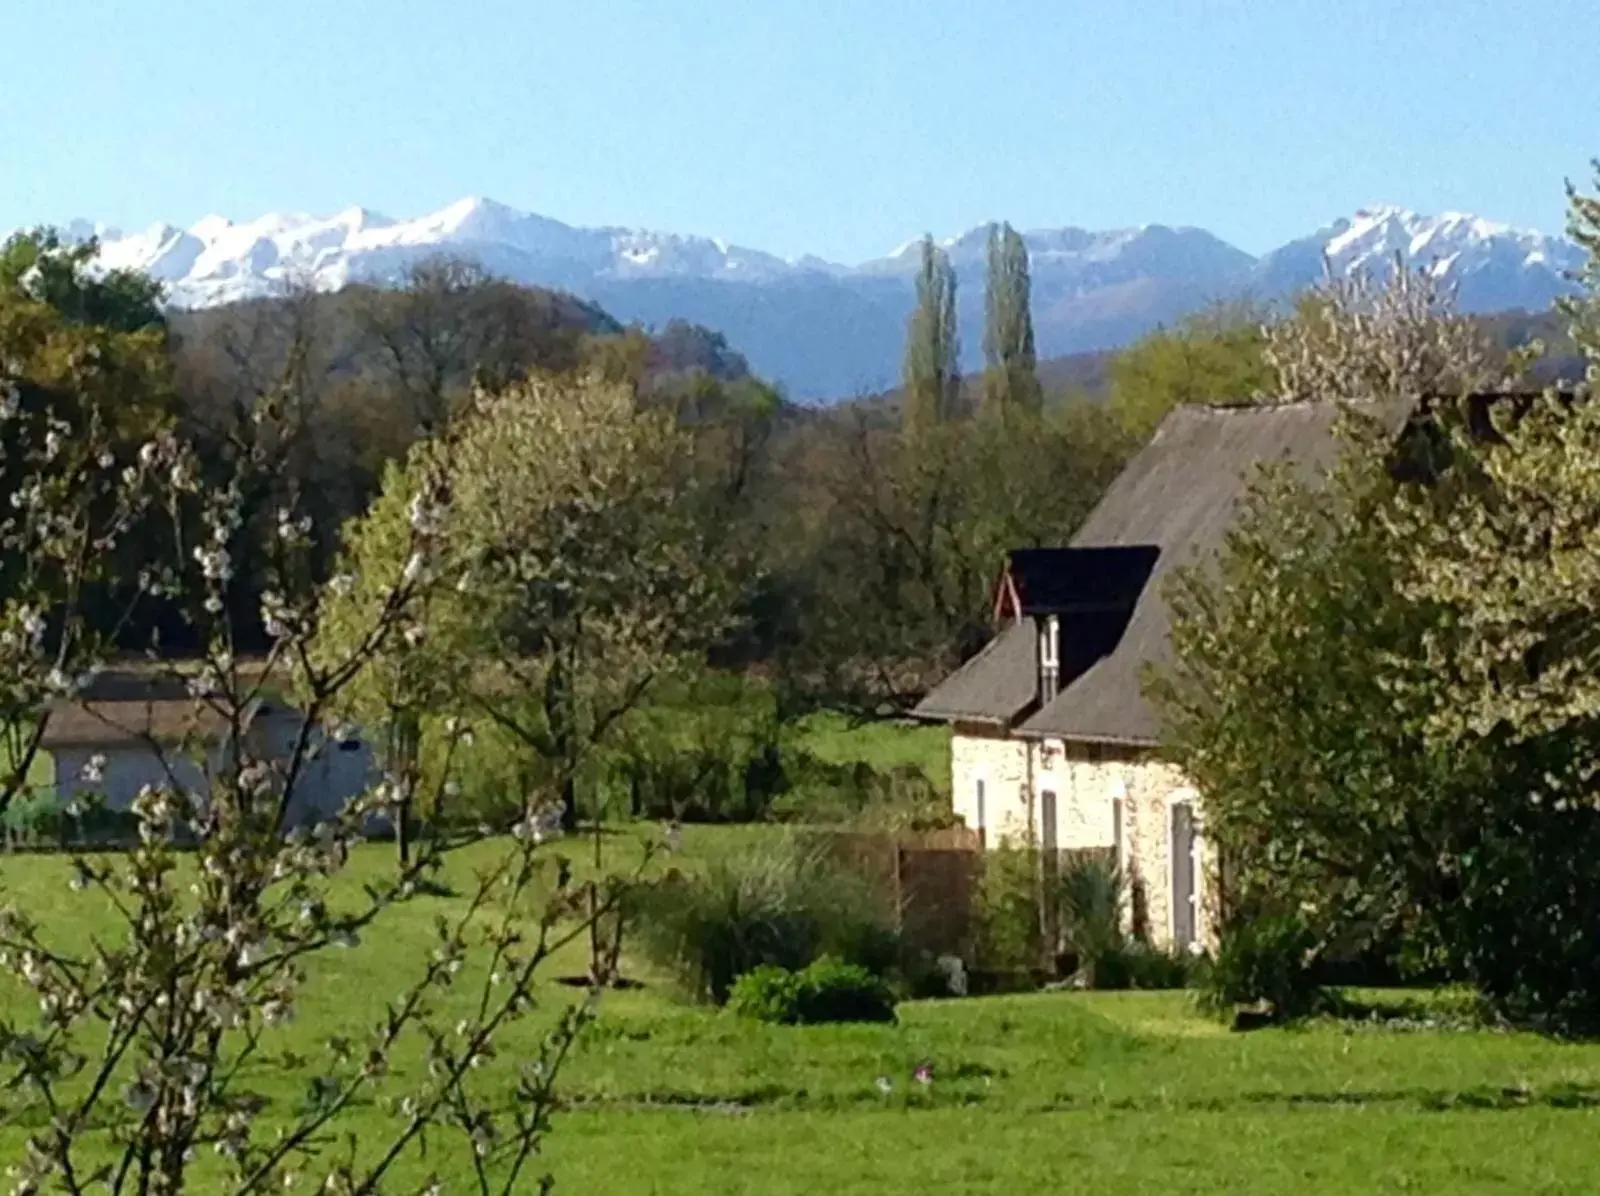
[[4, 831, 1600, 1192], [1, 735, 54, 792], [788, 712, 951, 792]]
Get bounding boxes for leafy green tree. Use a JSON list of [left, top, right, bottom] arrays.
[[1106, 303, 1273, 438], [1375, 165, 1600, 1020], [1381, 385, 1600, 1026], [0, 231, 177, 730], [981, 222, 1041, 414], [318, 370, 737, 834], [1152, 421, 1474, 968], [1151, 235, 1600, 1026], [307, 439, 467, 861], [793, 396, 1128, 708], [0, 228, 164, 333], [902, 236, 960, 433], [1565, 159, 1600, 368]]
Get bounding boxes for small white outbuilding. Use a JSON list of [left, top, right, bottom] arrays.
[[42, 671, 373, 830]]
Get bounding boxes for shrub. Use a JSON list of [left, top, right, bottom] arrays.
[[726, 964, 803, 1023], [1093, 940, 1195, 991], [1055, 851, 1126, 987], [767, 746, 956, 832], [728, 958, 897, 1025], [3, 792, 67, 842], [972, 847, 1046, 984], [766, 751, 871, 824], [416, 716, 531, 831], [3, 793, 144, 848], [631, 834, 900, 1004], [1195, 913, 1325, 1024], [793, 958, 897, 1023]]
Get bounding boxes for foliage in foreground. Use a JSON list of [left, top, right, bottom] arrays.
[[0, 238, 663, 1193]]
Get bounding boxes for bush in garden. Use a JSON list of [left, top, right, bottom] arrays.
[[795, 957, 897, 1023], [972, 847, 1046, 983], [2, 791, 66, 843], [726, 964, 803, 1023], [769, 749, 957, 832], [1194, 912, 1326, 1024], [1055, 851, 1127, 987], [631, 834, 900, 1004], [765, 750, 870, 824], [1091, 940, 1196, 991], [727, 958, 897, 1025], [602, 669, 788, 823]]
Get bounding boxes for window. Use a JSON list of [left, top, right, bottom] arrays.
[[975, 779, 987, 846], [1038, 614, 1060, 703]]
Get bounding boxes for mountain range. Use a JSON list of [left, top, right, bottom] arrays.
[[61, 199, 1585, 400]]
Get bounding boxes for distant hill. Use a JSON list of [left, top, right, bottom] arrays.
[[50, 198, 1589, 401]]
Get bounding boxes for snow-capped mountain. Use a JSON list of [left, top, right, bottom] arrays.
[[53, 198, 1584, 399], [1253, 205, 1584, 314], [83, 198, 823, 307]]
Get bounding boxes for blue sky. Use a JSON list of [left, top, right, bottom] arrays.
[[4, 0, 1596, 263]]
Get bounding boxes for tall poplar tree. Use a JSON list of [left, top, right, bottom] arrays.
[[902, 235, 960, 433], [981, 221, 1042, 414]]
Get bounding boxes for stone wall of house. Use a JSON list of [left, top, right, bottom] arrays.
[[1029, 740, 1218, 952], [949, 724, 1031, 846], [946, 727, 1220, 950]]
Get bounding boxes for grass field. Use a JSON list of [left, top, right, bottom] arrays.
[[4, 826, 1600, 1193], [787, 712, 951, 793]]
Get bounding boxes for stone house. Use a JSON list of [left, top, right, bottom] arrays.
[[913, 400, 1415, 952], [42, 670, 373, 830]]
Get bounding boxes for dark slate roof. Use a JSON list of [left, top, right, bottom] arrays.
[[911, 619, 1038, 725], [41, 669, 287, 749], [1003, 546, 1160, 614], [1017, 399, 1416, 745]]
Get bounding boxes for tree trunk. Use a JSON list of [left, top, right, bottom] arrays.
[[390, 713, 420, 870], [560, 774, 578, 833], [396, 795, 413, 867]]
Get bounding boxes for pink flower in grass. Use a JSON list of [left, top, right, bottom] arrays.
[[913, 1065, 932, 1086]]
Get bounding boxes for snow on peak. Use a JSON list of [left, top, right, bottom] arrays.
[[58, 197, 808, 305], [39, 196, 1580, 328], [1254, 204, 1583, 315], [1322, 204, 1566, 274]]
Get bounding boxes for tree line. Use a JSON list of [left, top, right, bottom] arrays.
[[0, 220, 1140, 708], [3, 214, 1576, 726]]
